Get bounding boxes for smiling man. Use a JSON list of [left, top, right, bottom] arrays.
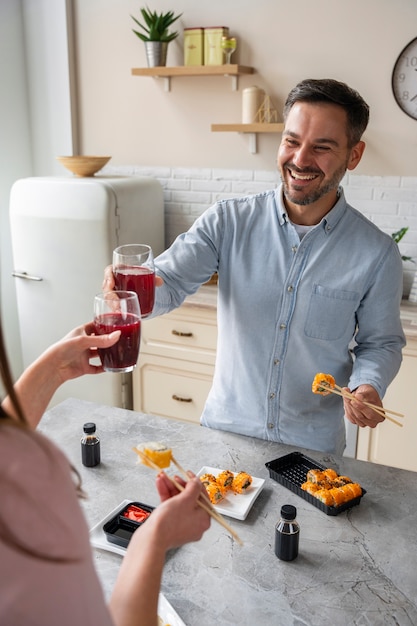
[[278, 82, 367, 221], [104, 78, 405, 455]]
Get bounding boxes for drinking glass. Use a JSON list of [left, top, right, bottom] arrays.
[[221, 36, 237, 64], [94, 291, 141, 373], [113, 244, 155, 318]]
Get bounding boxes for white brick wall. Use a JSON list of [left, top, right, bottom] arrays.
[[104, 165, 417, 296]]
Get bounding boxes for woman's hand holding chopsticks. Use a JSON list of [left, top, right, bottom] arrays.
[[133, 447, 244, 545], [154, 472, 212, 548]]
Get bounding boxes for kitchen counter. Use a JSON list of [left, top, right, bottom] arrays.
[[40, 398, 417, 626]]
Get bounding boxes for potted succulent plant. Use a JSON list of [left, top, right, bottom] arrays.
[[392, 227, 415, 299], [392, 227, 414, 264], [131, 7, 182, 67]]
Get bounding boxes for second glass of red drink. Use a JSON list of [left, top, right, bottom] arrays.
[[94, 290, 141, 373], [113, 244, 155, 318]]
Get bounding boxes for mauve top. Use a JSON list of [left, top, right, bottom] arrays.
[[0, 423, 114, 626]]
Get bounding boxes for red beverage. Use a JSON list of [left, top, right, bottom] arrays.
[[94, 312, 141, 372], [114, 266, 155, 317]]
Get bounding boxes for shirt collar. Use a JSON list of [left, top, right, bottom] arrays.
[[275, 185, 347, 234]]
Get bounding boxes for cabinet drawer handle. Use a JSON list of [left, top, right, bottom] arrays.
[[172, 329, 193, 337], [172, 394, 193, 403]]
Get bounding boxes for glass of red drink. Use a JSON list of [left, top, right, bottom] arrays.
[[113, 244, 155, 318], [94, 291, 141, 373]]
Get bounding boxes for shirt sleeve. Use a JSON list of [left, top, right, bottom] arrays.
[[349, 239, 406, 398], [152, 203, 224, 314]]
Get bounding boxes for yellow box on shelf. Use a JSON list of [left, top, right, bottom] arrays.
[[204, 26, 229, 66], [184, 27, 204, 66]]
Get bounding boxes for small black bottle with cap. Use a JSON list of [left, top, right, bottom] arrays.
[[274, 504, 300, 561], [81, 422, 101, 467]]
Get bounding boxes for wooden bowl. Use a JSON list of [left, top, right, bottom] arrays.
[[56, 155, 111, 177]]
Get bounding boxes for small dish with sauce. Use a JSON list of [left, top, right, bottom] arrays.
[[103, 500, 154, 548]]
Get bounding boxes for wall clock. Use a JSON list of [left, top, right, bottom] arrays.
[[391, 36, 417, 120]]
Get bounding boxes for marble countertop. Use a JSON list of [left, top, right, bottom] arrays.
[[40, 398, 417, 626]]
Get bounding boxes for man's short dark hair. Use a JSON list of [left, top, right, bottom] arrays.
[[283, 78, 370, 147]]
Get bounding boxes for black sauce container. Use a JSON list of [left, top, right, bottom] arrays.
[[275, 504, 300, 561], [103, 501, 155, 548], [81, 422, 101, 467]]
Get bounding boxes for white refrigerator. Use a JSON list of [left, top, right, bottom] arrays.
[[9, 175, 164, 409]]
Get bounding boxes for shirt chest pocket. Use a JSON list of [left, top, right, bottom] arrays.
[[304, 284, 360, 341]]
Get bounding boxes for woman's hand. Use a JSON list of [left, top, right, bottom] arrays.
[[3, 323, 121, 428], [49, 323, 121, 383], [153, 473, 211, 549]]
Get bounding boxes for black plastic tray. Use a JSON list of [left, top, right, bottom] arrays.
[[265, 451, 366, 516], [103, 501, 154, 548]]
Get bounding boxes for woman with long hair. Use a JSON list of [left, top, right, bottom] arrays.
[[0, 319, 210, 626]]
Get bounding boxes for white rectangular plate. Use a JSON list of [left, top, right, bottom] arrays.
[[197, 466, 265, 520], [158, 593, 186, 626], [89, 500, 186, 625]]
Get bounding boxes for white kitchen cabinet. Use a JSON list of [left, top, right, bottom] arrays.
[[356, 305, 417, 472], [133, 288, 217, 424]]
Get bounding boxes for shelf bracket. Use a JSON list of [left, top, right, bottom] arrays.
[[153, 75, 171, 91], [223, 74, 239, 91], [248, 132, 257, 154]]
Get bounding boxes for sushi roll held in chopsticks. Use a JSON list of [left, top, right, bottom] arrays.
[[311, 373, 336, 396], [136, 441, 172, 469]]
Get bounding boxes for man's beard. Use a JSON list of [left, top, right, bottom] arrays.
[[281, 162, 347, 206]]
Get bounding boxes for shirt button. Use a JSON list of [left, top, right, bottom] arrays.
[[292, 245, 297, 253], [280, 323, 286, 329], [269, 392, 276, 399], [274, 358, 280, 365], [268, 423, 274, 429], [287, 285, 293, 292]]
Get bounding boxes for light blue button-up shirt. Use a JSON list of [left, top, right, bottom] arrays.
[[152, 185, 405, 454]]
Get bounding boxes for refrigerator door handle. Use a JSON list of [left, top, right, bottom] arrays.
[[12, 270, 43, 281]]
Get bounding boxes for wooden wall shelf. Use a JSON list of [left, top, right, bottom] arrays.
[[131, 64, 254, 91], [211, 122, 284, 153]]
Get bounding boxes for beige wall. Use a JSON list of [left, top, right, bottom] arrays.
[[73, 0, 417, 176]]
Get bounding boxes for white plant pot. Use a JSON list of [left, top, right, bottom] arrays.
[[145, 41, 168, 67], [409, 272, 417, 303]]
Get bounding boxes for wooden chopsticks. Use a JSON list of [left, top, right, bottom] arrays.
[[321, 383, 404, 427], [132, 447, 243, 546]]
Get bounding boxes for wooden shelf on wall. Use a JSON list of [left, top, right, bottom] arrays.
[[131, 64, 255, 91], [211, 122, 284, 153]]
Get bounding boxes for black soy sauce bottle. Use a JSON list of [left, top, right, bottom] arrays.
[[274, 504, 300, 561], [81, 422, 101, 467]]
